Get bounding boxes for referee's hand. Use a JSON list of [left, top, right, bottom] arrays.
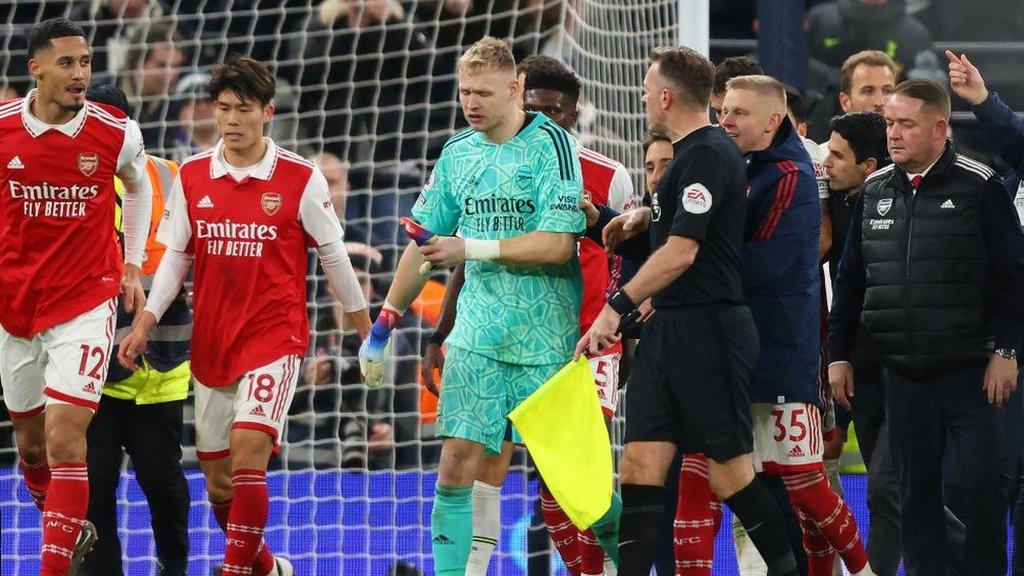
[[575, 305, 621, 359]]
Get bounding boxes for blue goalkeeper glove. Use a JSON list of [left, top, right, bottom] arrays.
[[359, 305, 401, 388]]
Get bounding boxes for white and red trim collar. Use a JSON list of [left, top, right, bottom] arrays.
[[210, 137, 279, 181], [21, 89, 88, 138]]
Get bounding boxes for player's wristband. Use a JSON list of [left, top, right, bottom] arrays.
[[465, 239, 500, 261], [607, 289, 637, 316], [370, 302, 404, 342]]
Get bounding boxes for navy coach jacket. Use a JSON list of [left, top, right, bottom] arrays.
[[743, 117, 824, 407]]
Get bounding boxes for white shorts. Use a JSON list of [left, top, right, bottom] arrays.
[[0, 299, 117, 417], [589, 352, 621, 418], [751, 402, 824, 474], [193, 355, 300, 460]]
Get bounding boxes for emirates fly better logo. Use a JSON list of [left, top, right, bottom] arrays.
[[261, 192, 281, 216]]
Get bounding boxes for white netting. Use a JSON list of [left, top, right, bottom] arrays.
[[0, 1, 679, 574]]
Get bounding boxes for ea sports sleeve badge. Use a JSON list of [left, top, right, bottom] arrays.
[[682, 183, 713, 214]]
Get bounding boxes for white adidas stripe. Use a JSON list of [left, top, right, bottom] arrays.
[[87, 103, 128, 125], [278, 148, 315, 168], [956, 153, 994, 172], [181, 149, 215, 168], [865, 163, 895, 181], [0, 99, 23, 115], [89, 112, 128, 132], [955, 161, 992, 181], [955, 155, 994, 177], [580, 147, 622, 169]]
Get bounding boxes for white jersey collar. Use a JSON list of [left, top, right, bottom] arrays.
[[210, 137, 278, 181], [21, 88, 89, 138]]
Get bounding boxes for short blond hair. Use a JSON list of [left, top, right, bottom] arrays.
[[458, 36, 516, 74], [725, 74, 787, 114]]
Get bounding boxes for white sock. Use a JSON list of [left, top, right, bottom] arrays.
[[465, 480, 502, 576], [733, 513, 768, 576], [600, 556, 617, 576]]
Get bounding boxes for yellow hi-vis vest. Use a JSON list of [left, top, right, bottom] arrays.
[[107, 155, 191, 404]]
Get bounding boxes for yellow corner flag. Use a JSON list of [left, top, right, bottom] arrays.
[[509, 357, 612, 530]]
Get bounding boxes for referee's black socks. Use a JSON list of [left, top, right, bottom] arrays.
[[618, 483, 665, 575], [724, 479, 800, 576]]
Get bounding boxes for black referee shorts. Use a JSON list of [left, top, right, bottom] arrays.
[[624, 304, 758, 462]]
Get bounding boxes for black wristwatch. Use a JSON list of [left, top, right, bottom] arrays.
[[607, 289, 637, 316], [994, 348, 1017, 360]]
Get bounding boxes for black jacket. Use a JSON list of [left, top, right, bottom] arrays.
[[828, 142, 1024, 379]]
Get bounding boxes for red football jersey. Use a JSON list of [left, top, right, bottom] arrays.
[[578, 147, 637, 352], [0, 94, 147, 337], [158, 140, 342, 387]]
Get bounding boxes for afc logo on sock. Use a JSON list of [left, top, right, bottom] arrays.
[[44, 520, 75, 533]]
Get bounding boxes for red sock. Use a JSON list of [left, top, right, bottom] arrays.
[[219, 470, 273, 576], [213, 497, 276, 574], [798, 509, 836, 576], [251, 540, 276, 576], [213, 497, 233, 532], [40, 463, 89, 576], [19, 458, 50, 511], [783, 465, 867, 574], [674, 454, 722, 576], [578, 528, 604, 575], [541, 486, 582, 576]]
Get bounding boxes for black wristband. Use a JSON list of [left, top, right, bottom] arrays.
[[427, 332, 447, 345], [607, 289, 637, 316]]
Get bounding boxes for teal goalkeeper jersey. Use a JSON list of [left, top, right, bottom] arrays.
[[411, 113, 585, 366]]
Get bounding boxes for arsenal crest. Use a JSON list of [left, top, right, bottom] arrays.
[[877, 198, 893, 216], [78, 153, 98, 177], [261, 192, 282, 215], [514, 165, 533, 190]]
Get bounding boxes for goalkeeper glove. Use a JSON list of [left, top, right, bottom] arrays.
[[359, 304, 401, 389]]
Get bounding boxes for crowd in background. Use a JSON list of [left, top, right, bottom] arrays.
[[0, 0, 1021, 474]]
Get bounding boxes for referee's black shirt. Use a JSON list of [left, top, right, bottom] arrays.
[[648, 125, 748, 308]]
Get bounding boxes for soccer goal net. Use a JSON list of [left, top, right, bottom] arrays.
[[0, 1, 681, 574]]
